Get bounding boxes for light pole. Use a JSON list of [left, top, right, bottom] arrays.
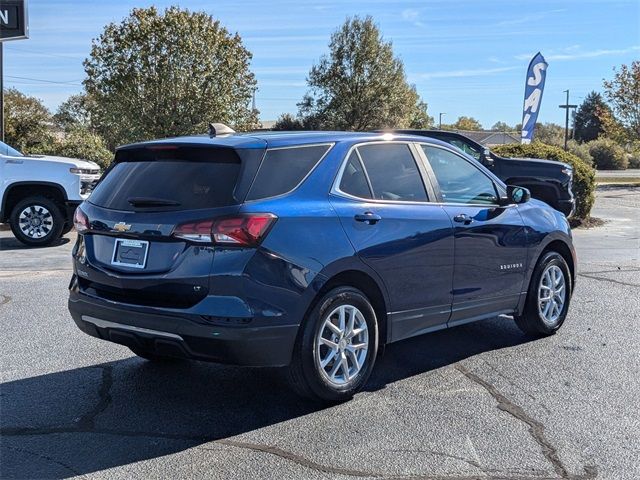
[[559, 90, 577, 151], [439, 113, 446, 129]]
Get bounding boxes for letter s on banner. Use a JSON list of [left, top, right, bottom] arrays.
[[521, 52, 548, 144]]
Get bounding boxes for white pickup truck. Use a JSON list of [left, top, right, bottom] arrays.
[[0, 141, 102, 246]]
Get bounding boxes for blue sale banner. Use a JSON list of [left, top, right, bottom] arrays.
[[520, 52, 548, 144]]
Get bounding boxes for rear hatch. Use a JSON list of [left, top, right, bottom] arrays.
[[74, 143, 264, 309]]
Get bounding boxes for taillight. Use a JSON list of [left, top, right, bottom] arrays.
[[73, 206, 89, 233], [173, 214, 277, 246]]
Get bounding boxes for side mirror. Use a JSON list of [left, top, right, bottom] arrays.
[[507, 185, 530, 204], [481, 148, 494, 167], [498, 185, 530, 206]]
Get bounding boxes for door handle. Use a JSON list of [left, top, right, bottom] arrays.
[[453, 213, 473, 225], [354, 212, 382, 224]]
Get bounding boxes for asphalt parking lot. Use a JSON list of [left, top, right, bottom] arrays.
[[1, 186, 638, 480]]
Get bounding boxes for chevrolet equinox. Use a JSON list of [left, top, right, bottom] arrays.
[[68, 130, 576, 402]]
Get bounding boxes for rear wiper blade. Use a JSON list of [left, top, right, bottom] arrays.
[[127, 197, 181, 207]]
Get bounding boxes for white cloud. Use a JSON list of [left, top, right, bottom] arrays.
[[401, 8, 425, 28], [515, 45, 640, 61], [413, 66, 519, 81], [495, 9, 567, 27]]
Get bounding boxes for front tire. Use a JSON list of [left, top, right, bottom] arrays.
[[9, 196, 64, 247], [515, 251, 572, 336], [288, 286, 378, 403]]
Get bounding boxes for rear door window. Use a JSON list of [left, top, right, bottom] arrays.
[[246, 144, 331, 200], [356, 144, 428, 202], [339, 151, 373, 199], [89, 147, 242, 211]]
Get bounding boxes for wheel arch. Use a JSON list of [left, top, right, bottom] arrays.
[[1, 182, 68, 223], [304, 267, 390, 346], [541, 239, 575, 286]]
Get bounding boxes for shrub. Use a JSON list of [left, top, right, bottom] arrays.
[[625, 141, 640, 169], [587, 138, 628, 170], [628, 154, 640, 169], [567, 140, 593, 165], [493, 142, 596, 220], [29, 127, 113, 169]]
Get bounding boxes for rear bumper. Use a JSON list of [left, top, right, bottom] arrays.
[[68, 291, 299, 367]]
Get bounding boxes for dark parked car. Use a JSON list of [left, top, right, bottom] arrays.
[[68, 130, 576, 402], [391, 130, 575, 217]]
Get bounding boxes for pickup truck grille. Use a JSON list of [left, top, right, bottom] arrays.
[[81, 179, 98, 196]]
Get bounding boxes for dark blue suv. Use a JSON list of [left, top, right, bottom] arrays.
[[68, 130, 576, 402]]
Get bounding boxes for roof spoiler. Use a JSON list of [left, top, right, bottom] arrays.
[[208, 123, 236, 137]]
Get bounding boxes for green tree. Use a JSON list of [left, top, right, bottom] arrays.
[[408, 99, 434, 129], [53, 94, 92, 131], [603, 61, 640, 140], [4, 88, 55, 153], [573, 91, 610, 143], [491, 121, 513, 132], [534, 122, 565, 146], [84, 6, 258, 149], [30, 127, 113, 169], [451, 116, 482, 131], [272, 113, 305, 131], [298, 16, 432, 130]]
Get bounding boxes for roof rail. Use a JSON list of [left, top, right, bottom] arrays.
[[208, 123, 236, 137]]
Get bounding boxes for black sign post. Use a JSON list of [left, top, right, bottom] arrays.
[[0, 0, 29, 141]]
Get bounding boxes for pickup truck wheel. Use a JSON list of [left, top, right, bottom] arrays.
[[9, 196, 64, 247]]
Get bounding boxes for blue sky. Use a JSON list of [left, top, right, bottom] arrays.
[[4, 0, 639, 128]]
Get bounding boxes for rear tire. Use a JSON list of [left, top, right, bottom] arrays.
[[514, 251, 572, 336], [287, 286, 378, 403], [9, 196, 64, 247]]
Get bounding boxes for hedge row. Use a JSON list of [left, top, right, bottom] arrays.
[[493, 142, 596, 220]]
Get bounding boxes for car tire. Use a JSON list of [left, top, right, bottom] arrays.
[[129, 346, 183, 363], [288, 286, 378, 403], [9, 196, 65, 247], [514, 251, 572, 336]]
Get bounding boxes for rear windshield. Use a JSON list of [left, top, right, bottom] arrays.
[[89, 147, 242, 211]]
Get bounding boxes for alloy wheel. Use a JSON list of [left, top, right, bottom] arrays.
[[315, 304, 369, 386], [538, 264, 566, 326]]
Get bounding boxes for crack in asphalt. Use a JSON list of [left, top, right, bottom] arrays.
[[577, 272, 639, 288], [2, 425, 565, 480], [455, 365, 597, 480], [75, 365, 113, 430], [200, 441, 566, 480], [1, 362, 597, 480]]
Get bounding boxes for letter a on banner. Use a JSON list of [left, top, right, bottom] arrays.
[[520, 52, 548, 144]]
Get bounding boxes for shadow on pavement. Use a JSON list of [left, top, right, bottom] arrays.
[[1, 317, 531, 479], [0, 236, 71, 251]]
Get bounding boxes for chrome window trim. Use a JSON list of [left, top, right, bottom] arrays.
[[330, 141, 433, 205], [244, 142, 335, 203]]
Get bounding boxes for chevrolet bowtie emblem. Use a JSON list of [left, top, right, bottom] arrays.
[[113, 222, 132, 232]]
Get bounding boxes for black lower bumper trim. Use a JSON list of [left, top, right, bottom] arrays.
[[69, 294, 299, 367]]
